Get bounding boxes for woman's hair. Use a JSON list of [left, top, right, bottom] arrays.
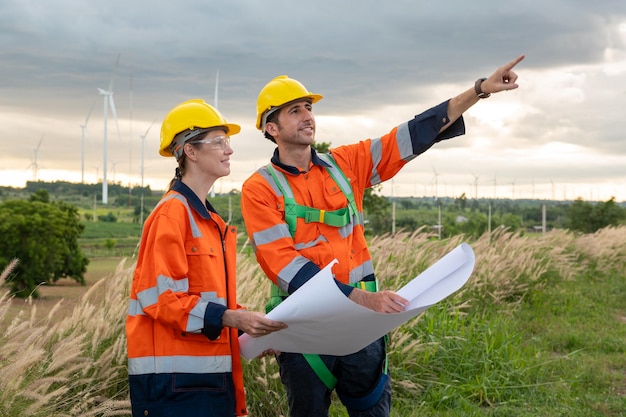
[[166, 130, 211, 191]]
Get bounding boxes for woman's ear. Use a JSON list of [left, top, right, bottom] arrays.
[[183, 143, 197, 162]]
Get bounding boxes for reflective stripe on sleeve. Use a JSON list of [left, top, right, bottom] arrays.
[[186, 292, 225, 333], [369, 138, 383, 185], [157, 274, 189, 294], [349, 259, 374, 284], [134, 276, 189, 312], [277, 255, 311, 290], [127, 298, 145, 316], [396, 122, 414, 161], [294, 235, 328, 250], [252, 223, 292, 246]]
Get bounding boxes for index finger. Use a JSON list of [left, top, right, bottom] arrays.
[[390, 293, 409, 306], [264, 319, 288, 330], [503, 54, 525, 71]]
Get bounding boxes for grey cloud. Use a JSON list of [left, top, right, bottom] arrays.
[[1, 0, 625, 198]]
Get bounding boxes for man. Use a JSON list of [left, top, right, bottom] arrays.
[[241, 55, 524, 417]]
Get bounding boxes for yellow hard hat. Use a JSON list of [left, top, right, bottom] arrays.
[[255, 75, 323, 130], [159, 99, 240, 158]]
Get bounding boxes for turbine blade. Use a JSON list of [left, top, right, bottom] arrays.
[[109, 95, 121, 140], [108, 53, 120, 91], [85, 97, 97, 124], [85, 126, 93, 145], [214, 70, 219, 108], [142, 119, 156, 137]]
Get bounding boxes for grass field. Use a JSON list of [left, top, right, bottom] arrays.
[[1, 227, 625, 416], [5, 257, 127, 323]]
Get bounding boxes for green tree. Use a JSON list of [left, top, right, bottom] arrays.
[[455, 192, 467, 210], [0, 191, 88, 297], [98, 211, 118, 222], [363, 185, 391, 235], [311, 141, 331, 153], [567, 197, 626, 233]]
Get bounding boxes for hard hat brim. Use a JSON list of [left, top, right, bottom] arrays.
[[257, 94, 323, 131]]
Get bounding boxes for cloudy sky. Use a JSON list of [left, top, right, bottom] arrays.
[[1, 0, 625, 202]]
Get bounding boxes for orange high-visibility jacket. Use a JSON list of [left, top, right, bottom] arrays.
[[126, 181, 247, 417], [241, 100, 464, 293]]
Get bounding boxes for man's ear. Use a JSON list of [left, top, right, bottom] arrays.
[[265, 121, 278, 137]]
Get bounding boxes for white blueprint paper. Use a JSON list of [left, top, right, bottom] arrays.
[[239, 243, 475, 359]]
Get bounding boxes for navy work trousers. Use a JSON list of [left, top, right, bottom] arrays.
[[276, 337, 391, 417]]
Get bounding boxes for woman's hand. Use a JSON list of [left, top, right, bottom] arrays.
[[222, 309, 287, 338]]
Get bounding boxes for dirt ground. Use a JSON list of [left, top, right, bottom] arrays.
[[3, 257, 128, 323]]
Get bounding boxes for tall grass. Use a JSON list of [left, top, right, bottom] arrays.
[[0, 259, 131, 416], [1, 227, 625, 416]]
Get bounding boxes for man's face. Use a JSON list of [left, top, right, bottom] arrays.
[[267, 99, 316, 147]]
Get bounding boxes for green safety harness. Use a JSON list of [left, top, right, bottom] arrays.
[[264, 154, 389, 408]]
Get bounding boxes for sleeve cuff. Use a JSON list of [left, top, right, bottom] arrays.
[[287, 261, 322, 293], [409, 100, 466, 155], [202, 302, 227, 340], [335, 280, 355, 297]]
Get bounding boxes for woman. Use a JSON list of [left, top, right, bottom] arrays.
[[126, 99, 286, 417]]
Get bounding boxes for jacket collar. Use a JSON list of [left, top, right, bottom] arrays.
[[270, 147, 331, 175], [171, 179, 217, 220]]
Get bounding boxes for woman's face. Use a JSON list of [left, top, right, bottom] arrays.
[[187, 128, 233, 180]]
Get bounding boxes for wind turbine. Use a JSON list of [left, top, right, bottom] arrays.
[[511, 178, 516, 200], [80, 99, 96, 183], [214, 70, 219, 110], [27, 135, 45, 181], [210, 70, 219, 198], [139, 120, 155, 225], [139, 121, 155, 190], [431, 166, 439, 199], [98, 53, 121, 204], [127, 69, 134, 207], [471, 172, 479, 199], [110, 159, 120, 183]]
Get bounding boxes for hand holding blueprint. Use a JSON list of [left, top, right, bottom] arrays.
[[239, 243, 475, 359]]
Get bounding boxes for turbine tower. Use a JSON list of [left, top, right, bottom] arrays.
[[98, 54, 121, 204], [471, 172, 479, 199], [80, 99, 96, 183], [139, 120, 155, 225], [511, 178, 516, 200], [27, 135, 45, 181], [139, 121, 155, 190], [431, 166, 439, 199], [214, 70, 219, 109], [210, 70, 219, 198]]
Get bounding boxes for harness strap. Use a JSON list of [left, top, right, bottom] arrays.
[[265, 280, 380, 391], [303, 354, 338, 389], [299, 206, 350, 227], [265, 162, 355, 236], [317, 153, 359, 223], [263, 154, 387, 396]]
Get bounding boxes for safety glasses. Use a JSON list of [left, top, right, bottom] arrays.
[[190, 136, 231, 150]]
